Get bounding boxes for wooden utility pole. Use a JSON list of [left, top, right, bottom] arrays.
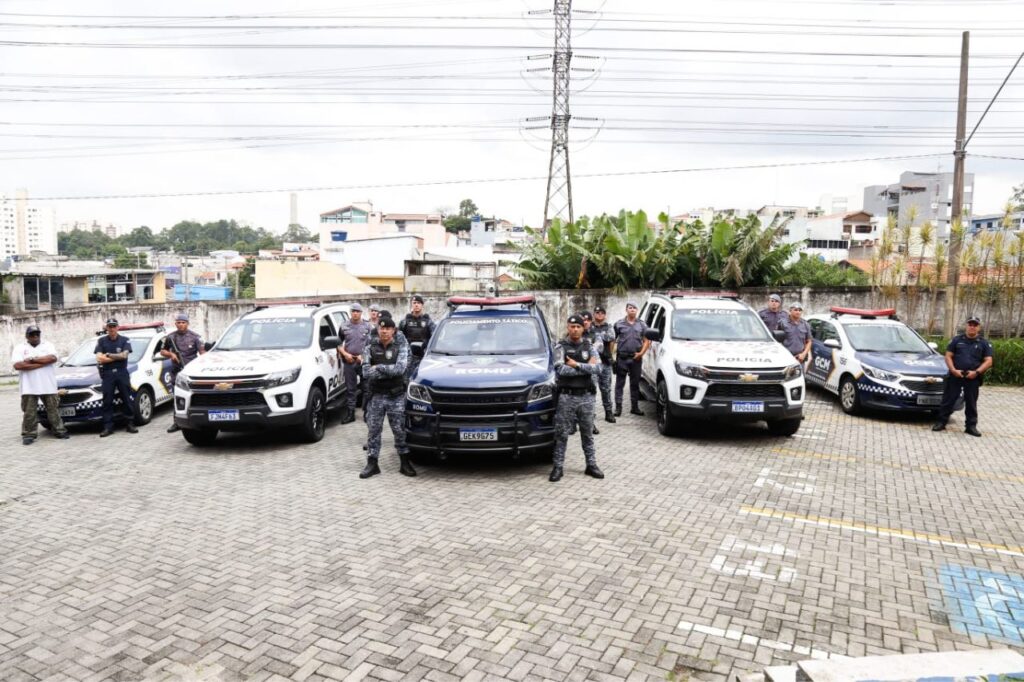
[[943, 31, 970, 339]]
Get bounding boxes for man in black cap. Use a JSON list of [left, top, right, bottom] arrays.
[[359, 317, 415, 479], [549, 314, 604, 482], [933, 315, 994, 437], [160, 312, 204, 432], [758, 294, 786, 332], [590, 306, 616, 424], [399, 295, 436, 381], [12, 325, 69, 444], [94, 318, 138, 437], [613, 302, 650, 416]]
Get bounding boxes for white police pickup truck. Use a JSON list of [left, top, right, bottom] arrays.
[[638, 292, 805, 437], [172, 302, 350, 446]]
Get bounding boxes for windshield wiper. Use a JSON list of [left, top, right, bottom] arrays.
[[429, 350, 455, 356]]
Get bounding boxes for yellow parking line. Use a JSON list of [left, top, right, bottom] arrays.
[[739, 505, 1024, 558], [770, 447, 1024, 485]]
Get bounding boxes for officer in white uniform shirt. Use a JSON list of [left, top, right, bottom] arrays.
[[11, 325, 70, 445]]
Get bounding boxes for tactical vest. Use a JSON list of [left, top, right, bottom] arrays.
[[557, 338, 595, 391], [368, 341, 404, 396], [403, 314, 431, 343]]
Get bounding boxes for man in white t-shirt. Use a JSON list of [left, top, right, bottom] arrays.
[[11, 325, 70, 445]]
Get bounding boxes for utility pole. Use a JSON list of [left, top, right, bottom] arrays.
[[944, 31, 970, 339], [542, 0, 574, 231]]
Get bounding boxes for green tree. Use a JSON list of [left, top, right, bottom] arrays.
[[281, 223, 313, 243], [776, 254, 868, 287], [458, 199, 479, 217], [678, 214, 798, 288], [113, 251, 148, 268], [1012, 182, 1024, 211]]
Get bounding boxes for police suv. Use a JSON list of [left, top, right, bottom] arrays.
[[804, 307, 954, 415], [172, 302, 349, 446], [405, 295, 557, 459], [40, 322, 174, 428], [638, 292, 805, 436]]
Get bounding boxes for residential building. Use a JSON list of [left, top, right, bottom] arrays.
[[863, 171, 974, 240], [754, 205, 825, 245], [321, 233, 422, 292], [254, 260, 374, 299], [971, 211, 1024, 233], [469, 217, 528, 247], [405, 246, 504, 293], [803, 211, 876, 261], [1, 259, 165, 312], [0, 189, 58, 259], [318, 201, 450, 266]]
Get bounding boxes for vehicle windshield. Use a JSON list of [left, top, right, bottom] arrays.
[[671, 309, 773, 342], [215, 317, 313, 351], [844, 324, 932, 353], [432, 316, 545, 355], [63, 333, 151, 367]]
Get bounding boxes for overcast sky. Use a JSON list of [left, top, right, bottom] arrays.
[[2, 0, 1023, 233]]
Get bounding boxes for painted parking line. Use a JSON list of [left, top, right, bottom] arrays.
[[771, 447, 1024, 485], [739, 505, 1024, 559], [677, 619, 836, 660]]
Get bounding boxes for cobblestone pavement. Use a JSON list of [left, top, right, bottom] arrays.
[[3, 385, 1024, 681]]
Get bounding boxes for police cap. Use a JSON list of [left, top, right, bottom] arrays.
[[568, 314, 584, 326], [105, 318, 119, 327], [411, 294, 425, 304], [379, 317, 397, 329], [966, 315, 981, 325], [579, 310, 592, 321], [593, 305, 606, 314]]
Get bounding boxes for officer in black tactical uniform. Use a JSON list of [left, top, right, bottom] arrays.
[[933, 315, 994, 437], [589, 306, 617, 424], [398, 294, 436, 380], [549, 314, 604, 483], [360, 317, 416, 479]]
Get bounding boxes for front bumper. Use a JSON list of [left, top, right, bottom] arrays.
[[174, 386, 308, 432], [663, 372, 805, 422], [174, 406, 307, 431], [856, 378, 946, 411], [38, 389, 130, 424], [667, 398, 803, 422], [405, 402, 556, 455]]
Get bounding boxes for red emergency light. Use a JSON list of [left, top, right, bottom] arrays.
[[96, 321, 165, 334], [447, 295, 536, 307], [830, 306, 897, 319], [667, 290, 740, 299]]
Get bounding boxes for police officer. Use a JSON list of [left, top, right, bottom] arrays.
[[161, 313, 204, 433], [779, 303, 812, 363], [338, 303, 373, 423], [590, 306, 616, 424], [613, 302, 650, 417], [933, 315, 994, 437], [758, 293, 786, 331], [94, 318, 138, 437], [550, 314, 604, 482], [360, 317, 416, 479], [399, 294, 436, 380], [578, 311, 603, 435]]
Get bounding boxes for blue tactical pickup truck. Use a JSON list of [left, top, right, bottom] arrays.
[[404, 295, 556, 460]]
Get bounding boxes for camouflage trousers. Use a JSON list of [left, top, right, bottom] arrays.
[[553, 392, 597, 468], [594, 362, 613, 417], [365, 392, 408, 460], [22, 394, 67, 437]]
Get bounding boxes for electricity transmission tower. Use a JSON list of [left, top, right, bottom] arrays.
[[542, 0, 573, 230]]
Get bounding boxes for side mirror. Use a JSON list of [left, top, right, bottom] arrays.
[[321, 335, 341, 350], [928, 341, 939, 351], [410, 342, 425, 358], [643, 329, 663, 342], [203, 341, 214, 351], [824, 339, 842, 349], [772, 329, 787, 342]]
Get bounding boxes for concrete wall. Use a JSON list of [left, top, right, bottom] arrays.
[[1, 286, 1012, 376]]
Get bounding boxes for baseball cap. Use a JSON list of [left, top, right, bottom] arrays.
[[789, 303, 803, 311], [769, 294, 782, 303], [378, 317, 397, 329], [594, 305, 606, 314], [411, 294, 425, 304], [568, 314, 584, 325], [105, 318, 119, 327], [174, 312, 189, 322], [966, 315, 981, 325], [25, 325, 40, 335], [625, 301, 638, 309], [350, 303, 363, 312], [368, 303, 380, 312]]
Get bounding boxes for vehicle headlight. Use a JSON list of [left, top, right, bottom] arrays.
[[407, 382, 431, 403], [174, 374, 190, 391], [526, 382, 555, 402], [263, 368, 301, 388], [674, 360, 710, 380], [784, 363, 803, 380], [861, 363, 901, 383]]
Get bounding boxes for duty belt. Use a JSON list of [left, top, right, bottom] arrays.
[[560, 387, 595, 396]]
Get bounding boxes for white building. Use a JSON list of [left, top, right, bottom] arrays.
[[803, 211, 876, 261], [0, 189, 58, 259]]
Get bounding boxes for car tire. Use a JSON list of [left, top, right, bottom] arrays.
[[839, 375, 861, 415], [134, 386, 154, 425], [182, 428, 218, 446], [300, 385, 327, 443], [656, 378, 683, 437], [767, 418, 801, 437]]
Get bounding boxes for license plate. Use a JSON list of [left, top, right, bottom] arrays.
[[58, 407, 76, 417], [208, 410, 240, 422], [460, 427, 497, 442], [732, 401, 765, 413], [916, 394, 942, 406]]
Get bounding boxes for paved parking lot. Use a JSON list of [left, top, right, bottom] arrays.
[[3, 384, 1024, 681]]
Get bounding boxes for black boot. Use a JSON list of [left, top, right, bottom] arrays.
[[630, 403, 644, 416], [615, 404, 622, 417], [167, 423, 180, 433], [592, 425, 600, 435], [359, 458, 381, 479], [125, 423, 138, 434], [604, 412, 616, 424], [549, 466, 563, 482], [965, 426, 982, 437], [931, 421, 947, 432], [399, 453, 417, 477], [340, 409, 355, 425], [585, 463, 605, 479]]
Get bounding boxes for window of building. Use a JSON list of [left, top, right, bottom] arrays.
[[21, 276, 64, 311], [372, 285, 391, 293], [855, 225, 873, 234]]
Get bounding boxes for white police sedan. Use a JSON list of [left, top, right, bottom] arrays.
[[804, 307, 958, 415]]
